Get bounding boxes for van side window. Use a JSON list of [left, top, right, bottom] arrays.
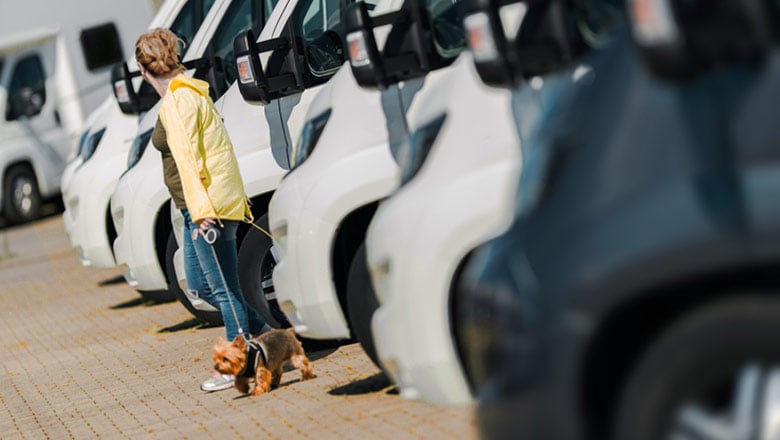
[[80, 23, 124, 71], [6, 54, 47, 121]]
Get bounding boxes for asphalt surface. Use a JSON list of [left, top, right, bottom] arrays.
[[0, 215, 477, 439]]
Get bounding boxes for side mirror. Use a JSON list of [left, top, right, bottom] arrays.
[[343, 0, 461, 89], [111, 62, 159, 115], [343, 1, 387, 87], [629, 0, 775, 80], [233, 27, 304, 105], [7, 84, 45, 120], [463, 0, 517, 87], [465, 0, 598, 88]]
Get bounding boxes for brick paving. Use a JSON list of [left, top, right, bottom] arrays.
[[0, 216, 478, 439]]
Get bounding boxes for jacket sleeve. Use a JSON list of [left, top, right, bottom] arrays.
[[161, 89, 217, 222]]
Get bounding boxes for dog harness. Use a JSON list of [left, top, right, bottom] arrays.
[[238, 340, 268, 379]]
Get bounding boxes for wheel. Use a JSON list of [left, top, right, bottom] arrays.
[[613, 297, 780, 440], [237, 214, 291, 329], [346, 242, 382, 369], [3, 164, 41, 224], [165, 231, 223, 325]]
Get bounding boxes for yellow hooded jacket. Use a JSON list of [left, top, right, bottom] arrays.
[[159, 74, 252, 224]]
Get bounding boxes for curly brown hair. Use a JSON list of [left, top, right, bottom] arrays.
[[135, 28, 184, 78]]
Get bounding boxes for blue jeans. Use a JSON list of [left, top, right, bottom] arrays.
[[181, 209, 267, 341]]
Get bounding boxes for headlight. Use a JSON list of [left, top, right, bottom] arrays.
[[125, 128, 154, 172], [290, 109, 332, 170], [454, 232, 536, 391], [80, 127, 106, 163], [397, 114, 447, 185], [67, 129, 89, 162]]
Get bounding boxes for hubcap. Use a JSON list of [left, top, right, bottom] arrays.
[[258, 245, 290, 327], [670, 364, 780, 440], [13, 177, 34, 217]]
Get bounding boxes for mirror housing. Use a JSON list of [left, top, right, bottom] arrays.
[[343, 1, 389, 87], [7, 84, 45, 120], [465, 0, 598, 88], [462, 0, 517, 87], [234, 27, 304, 105], [343, 0, 463, 89], [111, 62, 159, 115], [629, 0, 776, 80]]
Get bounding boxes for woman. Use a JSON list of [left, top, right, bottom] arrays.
[[135, 28, 269, 392]]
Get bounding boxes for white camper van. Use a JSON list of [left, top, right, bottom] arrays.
[[61, 0, 217, 277], [111, 0, 280, 316], [0, 0, 154, 224]]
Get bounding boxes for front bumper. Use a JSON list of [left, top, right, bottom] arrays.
[[110, 161, 168, 292], [64, 163, 122, 268], [367, 160, 519, 405], [270, 142, 399, 339]]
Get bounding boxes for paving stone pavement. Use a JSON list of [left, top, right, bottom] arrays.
[[0, 216, 478, 439]]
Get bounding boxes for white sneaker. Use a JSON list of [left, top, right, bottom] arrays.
[[201, 374, 234, 392]]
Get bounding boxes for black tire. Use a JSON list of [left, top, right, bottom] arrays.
[[346, 242, 382, 369], [165, 231, 223, 325], [237, 214, 291, 329], [3, 164, 41, 225], [613, 297, 780, 440]]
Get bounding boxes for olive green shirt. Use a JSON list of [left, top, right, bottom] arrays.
[[151, 118, 187, 210]]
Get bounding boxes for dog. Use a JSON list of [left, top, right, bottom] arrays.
[[212, 328, 314, 395]]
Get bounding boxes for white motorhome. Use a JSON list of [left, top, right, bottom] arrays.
[[0, 0, 154, 224], [366, 52, 523, 405], [62, 0, 218, 286]]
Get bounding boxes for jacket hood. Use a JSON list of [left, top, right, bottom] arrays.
[[168, 74, 210, 96]]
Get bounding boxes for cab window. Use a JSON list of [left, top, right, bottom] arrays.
[[296, 0, 377, 77], [169, 0, 219, 50], [427, 0, 465, 58], [207, 0, 279, 90]]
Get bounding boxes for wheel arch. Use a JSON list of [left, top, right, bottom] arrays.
[[154, 200, 173, 282], [331, 201, 379, 322], [578, 258, 780, 439]]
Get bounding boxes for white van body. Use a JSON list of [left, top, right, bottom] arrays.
[[112, 0, 274, 307], [268, 34, 406, 339], [268, 0, 474, 342], [63, 0, 217, 269], [0, 0, 154, 223], [366, 53, 523, 405], [167, 0, 359, 320]]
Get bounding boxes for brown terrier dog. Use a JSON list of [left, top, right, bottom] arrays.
[[212, 328, 314, 395]]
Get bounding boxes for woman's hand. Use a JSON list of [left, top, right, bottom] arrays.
[[196, 217, 217, 233]]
